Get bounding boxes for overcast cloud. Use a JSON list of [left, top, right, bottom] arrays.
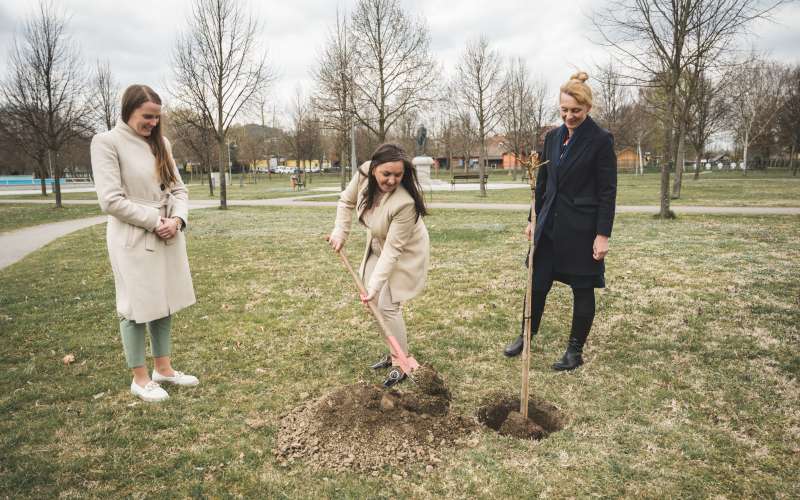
[[1, 0, 798, 127]]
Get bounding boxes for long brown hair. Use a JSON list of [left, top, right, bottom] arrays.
[[358, 143, 428, 223], [120, 84, 177, 187]]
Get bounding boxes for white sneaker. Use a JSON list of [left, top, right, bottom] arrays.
[[130, 380, 169, 402], [152, 369, 199, 386]]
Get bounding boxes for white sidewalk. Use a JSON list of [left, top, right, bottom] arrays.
[[0, 216, 107, 270]]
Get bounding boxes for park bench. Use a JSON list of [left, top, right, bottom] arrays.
[[450, 173, 489, 190]]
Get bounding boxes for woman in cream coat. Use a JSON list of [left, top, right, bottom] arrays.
[[327, 143, 430, 387], [91, 84, 198, 402]]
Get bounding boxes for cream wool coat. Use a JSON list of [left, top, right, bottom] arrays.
[[90, 119, 196, 323], [331, 162, 430, 301]]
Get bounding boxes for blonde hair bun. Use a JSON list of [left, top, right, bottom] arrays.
[[560, 71, 593, 107], [570, 71, 589, 83]]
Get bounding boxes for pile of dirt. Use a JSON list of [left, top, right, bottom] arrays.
[[476, 393, 565, 440], [275, 370, 476, 472]]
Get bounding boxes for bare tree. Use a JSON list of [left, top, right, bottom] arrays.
[[430, 113, 454, 176], [395, 110, 420, 156], [687, 70, 729, 180], [456, 35, 504, 196], [502, 58, 550, 181], [167, 107, 218, 195], [1, 1, 89, 208], [594, 60, 632, 143], [171, 0, 274, 209], [285, 87, 321, 176], [529, 77, 554, 151], [93, 59, 119, 131], [449, 82, 479, 175], [314, 8, 355, 189], [626, 93, 655, 175], [502, 58, 534, 181], [0, 112, 50, 195], [349, 0, 437, 142], [777, 65, 800, 176], [728, 57, 789, 175], [593, 0, 787, 217]]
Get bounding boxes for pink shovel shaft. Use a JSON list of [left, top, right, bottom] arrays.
[[337, 250, 419, 375]]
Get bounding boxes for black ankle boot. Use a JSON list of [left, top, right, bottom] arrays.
[[503, 335, 525, 357], [552, 346, 583, 371], [552, 313, 592, 371], [369, 354, 392, 370]]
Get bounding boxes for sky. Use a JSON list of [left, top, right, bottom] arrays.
[[1, 0, 798, 128]]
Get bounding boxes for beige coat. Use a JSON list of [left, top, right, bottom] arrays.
[[90, 119, 196, 323], [331, 162, 430, 301]]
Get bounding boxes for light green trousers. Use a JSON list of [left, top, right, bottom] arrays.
[[119, 316, 172, 369]]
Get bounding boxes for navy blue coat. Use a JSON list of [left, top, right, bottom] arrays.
[[532, 116, 617, 276]]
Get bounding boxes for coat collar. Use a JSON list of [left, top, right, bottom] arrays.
[[115, 118, 149, 142], [356, 171, 399, 219], [555, 116, 597, 187]]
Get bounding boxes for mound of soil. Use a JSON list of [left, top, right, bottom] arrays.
[[476, 393, 565, 440], [275, 377, 476, 472]]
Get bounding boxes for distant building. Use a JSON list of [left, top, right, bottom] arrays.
[[617, 147, 638, 172]]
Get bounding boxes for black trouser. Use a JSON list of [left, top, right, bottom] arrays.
[[521, 284, 595, 350]]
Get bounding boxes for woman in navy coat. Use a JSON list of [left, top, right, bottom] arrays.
[[504, 72, 617, 371]]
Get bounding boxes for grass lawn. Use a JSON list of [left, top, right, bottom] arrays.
[[0, 204, 102, 233], [426, 170, 800, 207], [3, 170, 798, 208], [185, 174, 342, 200], [1, 207, 798, 497]]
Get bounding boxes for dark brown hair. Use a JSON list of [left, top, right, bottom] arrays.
[[120, 84, 176, 187], [358, 143, 428, 222]]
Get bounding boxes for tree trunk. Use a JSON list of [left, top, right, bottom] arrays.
[[54, 174, 62, 208], [791, 143, 797, 176], [742, 129, 749, 178], [693, 149, 703, 180], [350, 123, 357, 183], [636, 139, 643, 176], [672, 129, 686, 199], [48, 150, 63, 208], [39, 175, 47, 196], [659, 95, 674, 219], [479, 141, 487, 197], [511, 154, 518, 181], [218, 139, 227, 209], [340, 145, 347, 190]]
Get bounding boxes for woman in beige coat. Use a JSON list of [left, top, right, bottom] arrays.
[[327, 143, 430, 387], [91, 84, 198, 402]]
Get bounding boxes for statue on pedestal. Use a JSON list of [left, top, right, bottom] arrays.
[[415, 124, 427, 156]]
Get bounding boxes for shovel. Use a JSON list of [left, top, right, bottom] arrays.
[[336, 249, 420, 378]]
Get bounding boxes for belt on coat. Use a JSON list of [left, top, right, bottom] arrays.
[[129, 193, 178, 252], [370, 238, 383, 257]]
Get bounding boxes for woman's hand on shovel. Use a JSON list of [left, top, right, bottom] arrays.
[[325, 234, 344, 252], [360, 290, 376, 304]]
